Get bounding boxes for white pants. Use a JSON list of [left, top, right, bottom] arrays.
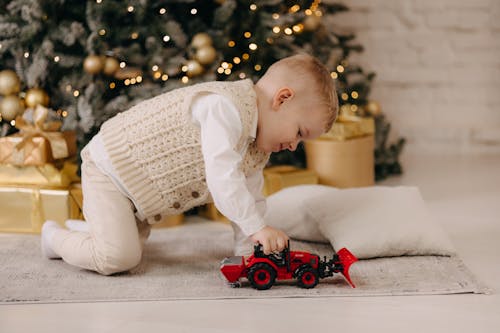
[[51, 148, 151, 275]]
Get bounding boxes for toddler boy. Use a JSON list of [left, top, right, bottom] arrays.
[[41, 54, 338, 275]]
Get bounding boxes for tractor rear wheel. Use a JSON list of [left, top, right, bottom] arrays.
[[296, 266, 319, 289], [248, 263, 276, 290]]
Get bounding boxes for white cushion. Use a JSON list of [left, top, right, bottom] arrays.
[[265, 185, 455, 259], [264, 186, 330, 243]]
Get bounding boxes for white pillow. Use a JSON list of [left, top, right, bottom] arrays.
[[304, 185, 456, 259], [264, 185, 330, 243]]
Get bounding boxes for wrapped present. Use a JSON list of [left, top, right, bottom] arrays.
[[0, 160, 79, 188], [0, 184, 83, 233], [0, 183, 183, 234], [322, 116, 375, 141], [0, 106, 76, 166], [263, 165, 318, 196], [305, 135, 374, 188]]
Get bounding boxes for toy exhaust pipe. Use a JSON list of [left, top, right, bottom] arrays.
[[336, 248, 358, 288]]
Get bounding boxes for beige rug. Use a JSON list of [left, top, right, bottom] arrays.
[[0, 219, 489, 304]]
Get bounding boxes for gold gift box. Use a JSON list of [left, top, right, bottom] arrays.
[[0, 185, 83, 234], [0, 183, 183, 234], [322, 116, 375, 141], [263, 165, 318, 196], [0, 161, 79, 188], [199, 166, 318, 222], [0, 131, 77, 166]]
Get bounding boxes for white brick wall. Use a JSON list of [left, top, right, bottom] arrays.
[[327, 0, 500, 154]]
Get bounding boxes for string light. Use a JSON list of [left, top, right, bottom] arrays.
[[131, 32, 139, 39], [181, 76, 189, 83], [217, 67, 224, 74], [96, 0, 102, 3], [330, 72, 338, 79], [289, 5, 300, 13], [284, 28, 292, 35], [159, 8, 166, 15], [24, 52, 29, 58], [350, 104, 358, 112], [109, 82, 116, 89], [249, 43, 257, 51], [266, 38, 273, 44], [127, 6, 134, 12], [161, 74, 168, 81], [242, 53, 250, 60], [233, 57, 241, 64], [272, 26, 280, 33], [98, 29, 106, 36], [244, 32, 251, 38], [61, 110, 68, 117], [10, 120, 16, 126], [239, 73, 246, 79], [272, 13, 279, 19], [163, 35, 171, 42], [250, 4, 257, 11], [351, 91, 359, 99], [224, 68, 231, 75], [53, 56, 60, 62], [152, 65, 159, 71], [119, 62, 126, 68], [254, 64, 261, 71], [190, 8, 198, 15], [341, 93, 349, 101], [154, 72, 161, 79], [228, 40, 236, 47], [336, 65, 345, 73], [73, 90, 80, 97]]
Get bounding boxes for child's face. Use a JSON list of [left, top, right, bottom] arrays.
[[256, 89, 326, 153]]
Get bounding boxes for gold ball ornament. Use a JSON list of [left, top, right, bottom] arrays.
[[83, 55, 104, 74], [0, 70, 21, 96], [365, 101, 382, 116], [191, 33, 213, 49], [195, 45, 217, 65], [103, 57, 120, 76], [303, 14, 322, 31], [185, 60, 204, 77], [25, 88, 50, 108], [0, 95, 24, 121]]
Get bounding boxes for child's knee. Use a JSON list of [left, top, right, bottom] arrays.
[[94, 245, 142, 275]]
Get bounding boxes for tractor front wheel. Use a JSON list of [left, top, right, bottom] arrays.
[[296, 266, 319, 289], [248, 263, 277, 290]]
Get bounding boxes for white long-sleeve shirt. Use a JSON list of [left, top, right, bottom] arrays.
[[88, 93, 266, 236]]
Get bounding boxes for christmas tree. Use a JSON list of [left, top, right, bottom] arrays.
[[0, 0, 403, 180]]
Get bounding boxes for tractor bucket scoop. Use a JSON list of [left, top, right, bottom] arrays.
[[336, 248, 358, 288]]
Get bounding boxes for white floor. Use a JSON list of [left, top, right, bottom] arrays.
[[1, 153, 499, 333]]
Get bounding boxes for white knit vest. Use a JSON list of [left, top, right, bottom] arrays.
[[99, 79, 269, 222]]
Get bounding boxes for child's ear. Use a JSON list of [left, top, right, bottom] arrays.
[[271, 87, 294, 110]]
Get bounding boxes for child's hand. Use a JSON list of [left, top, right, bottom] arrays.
[[250, 226, 289, 255]]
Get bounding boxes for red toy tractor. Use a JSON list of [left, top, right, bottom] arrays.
[[220, 242, 358, 290]]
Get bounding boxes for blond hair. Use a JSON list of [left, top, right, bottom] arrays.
[[266, 54, 339, 132]]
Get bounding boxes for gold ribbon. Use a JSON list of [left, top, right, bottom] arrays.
[[14, 105, 69, 159]]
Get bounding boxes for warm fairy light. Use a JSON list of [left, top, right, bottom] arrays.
[[249, 43, 257, 50], [224, 68, 231, 75], [109, 82, 116, 89], [136, 76, 142, 83], [254, 64, 261, 71], [73, 90, 80, 97], [127, 6, 134, 12], [315, 10, 323, 17], [154, 72, 161, 79], [131, 32, 139, 39], [119, 62, 126, 68], [161, 74, 168, 81], [351, 91, 359, 99], [163, 35, 171, 42], [284, 28, 293, 35], [330, 72, 338, 79], [181, 76, 189, 83], [239, 73, 246, 79], [54, 56, 60, 62], [130, 78, 136, 84], [96, 0, 102, 3], [250, 4, 257, 11], [244, 32, 252, 38], [221, 62, 229, 69], [181, 65, 188, 72], [190, 8, 198, 15], [217, 67, 224, 74], [159, 8, 166, 15], [62, 110, 68, 117], [341, 93, 349, 101], [99, 29, 106, 36], [272, 13, 279, 19], [266, 37, 274, 44], [305, 9, 313, 15], [24, 52, 29, 58], [152, 65, 159, 71], [124, 79, 130, 85], [228, 40, 236, 47], [336, 65, 344, 73], [10, 120, 16, 126], [293, 24, 303, 33], [233, 57, 241, 64], [289, 5, 300, 13], [242, 53, 250, 60], [350, 104, 358, 112], [272, 26, 280, 33]]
